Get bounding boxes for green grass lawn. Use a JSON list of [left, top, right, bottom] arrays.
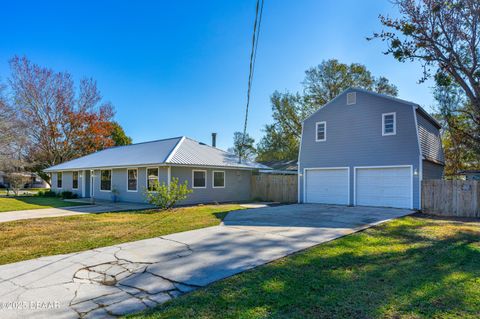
[[0, 196, 88, 212], [0, 204, 242, 265], [129, 214, 480, 319]]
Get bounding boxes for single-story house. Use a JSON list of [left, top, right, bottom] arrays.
[[0, 171, 50, 189], [298, 87, 445, 209], [44, 136, 270, 204]]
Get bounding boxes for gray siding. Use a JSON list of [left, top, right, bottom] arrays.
[[417, 111, 444, 164], [299, 89, 422, 209], [171, 166, 252, 205], [91, 167, 168, 202], [422, 160, 444, 180], [50, 171, 83, 197]]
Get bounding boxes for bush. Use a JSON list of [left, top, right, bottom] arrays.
[[143, 177, 192, 210], [37, 190, 58, 197], [60, 191, 77, 199]]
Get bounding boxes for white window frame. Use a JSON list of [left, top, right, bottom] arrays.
[[100, 169, 112, 192], [127, 168, 138, 192], [146, 167, 159, 191], [382, 112, 396, 136], [192, 170, 207, 189], [57, 172, 63, 189], [72, 171, 79, 190], [212, 170, 225, 188], [315, 121, 327, 142]]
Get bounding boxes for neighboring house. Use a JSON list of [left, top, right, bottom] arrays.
[[258, 160, 298, 175], [44, 136, 269, 205], [459, 170, 480, 181], [298, 88, 444, 209], [0, 171, 50, 189]]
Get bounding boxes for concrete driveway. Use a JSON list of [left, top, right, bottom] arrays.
[[0, 201, 154, 223], [0, 204, 412, 318]]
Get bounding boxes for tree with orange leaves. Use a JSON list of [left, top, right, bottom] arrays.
[[8, 56, 130, 184]]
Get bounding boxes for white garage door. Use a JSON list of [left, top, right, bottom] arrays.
[[355, 166, 412, 209], [305, 168, 349, 205]]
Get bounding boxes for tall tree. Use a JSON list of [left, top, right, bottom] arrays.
[[256, 59, 398, 162], [229, 132, 256, 162], [0, 82, 27, 173], [108, 121, 132, 146], [8, 56, 121, 183], [434, 83, 480, 176], [371, 0, 480, 153], [303, 59, 398, 106]]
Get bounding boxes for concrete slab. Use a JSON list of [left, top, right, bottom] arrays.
[[0, 204, 412, 318]]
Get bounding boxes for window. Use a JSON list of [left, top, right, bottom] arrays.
[[100, 170, 111, 191], [147, 168, 159, 191], [382, 112, 396, 136], [72, 171, 79, 189], [57, 172, 62, 188], [127, 169, 137, 191], [213, 171, 225, 188], [316, 121, 326, 142], [347, 92, 356, 105], [192, 170, 206, 188]]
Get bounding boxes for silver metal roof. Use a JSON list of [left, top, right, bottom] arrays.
[[169, 137, 269, 169], [44, 136, 270, 172]]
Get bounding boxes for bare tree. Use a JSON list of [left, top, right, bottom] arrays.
[[8, 56, 117, 182]]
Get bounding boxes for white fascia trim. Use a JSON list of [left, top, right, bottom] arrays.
[[192, 169, 207, 189], [353, 165, 414, 210], [303, 167, 350, 204], [412, 105, 423, 208], [297, 123, 304, 203], [165, 136, 186, 163], [126, 168, 138, 192], [212, 170, 225, 188], [382, 112, 397, 136]]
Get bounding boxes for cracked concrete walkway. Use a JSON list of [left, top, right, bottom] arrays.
[[0, 204, 412, 318]]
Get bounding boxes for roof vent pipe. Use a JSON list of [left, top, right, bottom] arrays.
[[211, 133, 217, 148]]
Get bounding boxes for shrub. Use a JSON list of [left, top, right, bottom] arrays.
[[143, 177, 192, 210], [60, 191, 77, 199], [38, 190, 58, 197]]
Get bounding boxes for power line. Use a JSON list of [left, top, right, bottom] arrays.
[[240, 0, 265, 163]]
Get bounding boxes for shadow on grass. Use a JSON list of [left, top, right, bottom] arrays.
[[134, 216, 480, 319]]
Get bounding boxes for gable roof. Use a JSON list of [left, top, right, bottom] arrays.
[[303, 87, 441, 129], [44, 136, 269, 172]]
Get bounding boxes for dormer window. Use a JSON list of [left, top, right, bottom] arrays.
[[316, 121, 326, 142], [382, 112, 396, 136]]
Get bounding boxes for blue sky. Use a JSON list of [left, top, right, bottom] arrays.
[[0, 0, 436, 150]]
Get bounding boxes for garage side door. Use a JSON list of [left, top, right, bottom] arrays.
[[355, 167, 412, 209], [305, 168, 349, 205]]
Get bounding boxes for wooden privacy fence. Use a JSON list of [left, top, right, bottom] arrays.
[[251, 174, 297, 203], [422, 180, 480, 218]]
